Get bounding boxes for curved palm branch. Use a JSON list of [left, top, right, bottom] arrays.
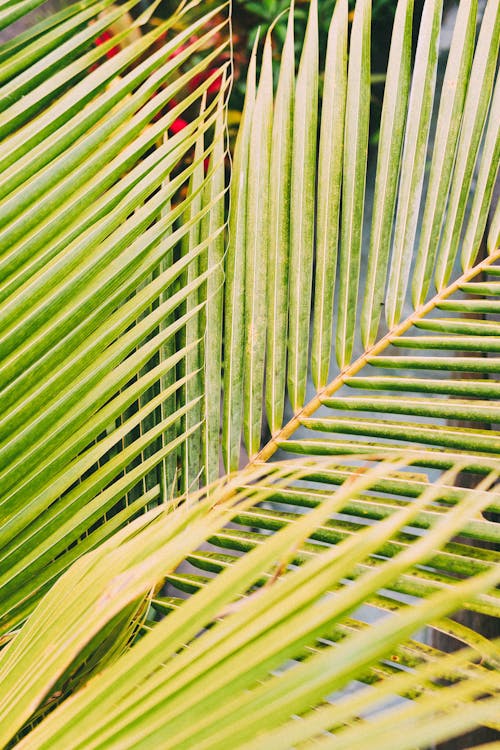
[[0, 0, 230, 633], [224, 0, 500, 473], [1, 454, 499, 748], [0, 0, 499, 748]]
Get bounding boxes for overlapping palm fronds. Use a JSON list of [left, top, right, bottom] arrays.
[[0, 0, 230, 633], [0, 0, 499, 748], [2, 454, 500, 749], [224, 0, 500, 472]]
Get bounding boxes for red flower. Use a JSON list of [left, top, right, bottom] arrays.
[[94, 29, 120, 59], [169, 117, 188, 135]]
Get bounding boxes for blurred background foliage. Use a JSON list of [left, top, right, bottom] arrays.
[[126, 0, 428, 143]]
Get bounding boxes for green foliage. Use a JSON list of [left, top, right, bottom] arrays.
[[238, 0, 397, 50], [0, 0, 499, 748]]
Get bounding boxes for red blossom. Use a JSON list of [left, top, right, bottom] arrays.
[[169, 117, 189, 135], [94, 29, 120, 59]]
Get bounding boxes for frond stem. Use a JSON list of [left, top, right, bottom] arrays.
[[248, 248, 500, 467]]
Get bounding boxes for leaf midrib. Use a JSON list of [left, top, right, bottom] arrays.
[[248, 248, 500, 466]]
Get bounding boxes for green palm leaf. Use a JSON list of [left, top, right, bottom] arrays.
[[0, 0, 499, 748], [244, 28, 273, 457], [1, 455, 499, 748], [227, 0, 500, 474], [0, 0, 230, 631]]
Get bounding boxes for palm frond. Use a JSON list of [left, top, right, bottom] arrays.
[[267, 5, 295, 428], [222, 33, 258, 471], [0, 0, 499, 748], [288, 0, 319, 405], [224, 0, 500, 474], [0, 0, 50, 31], [0, 0, 230, 632], [0, 454, 498, 748], [244, 28, 273, 457]]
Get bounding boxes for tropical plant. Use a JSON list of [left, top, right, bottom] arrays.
[[0, 0, 499, 748]]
